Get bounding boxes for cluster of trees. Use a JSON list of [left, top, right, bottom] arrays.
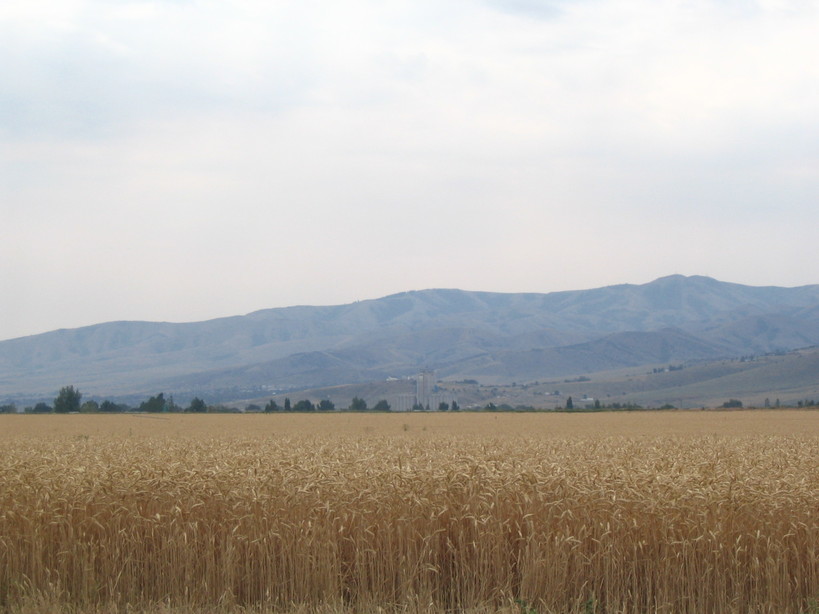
[[124, 394, 240, 413], [6, 387, 402, 414], [19, 386, 89, 414], [479, 399, 648, 412], [262, 397, 392, 412], [263, 398, 333, 412], [408, 401, 460, 411], [483, 402, 535, 412], [9, 387, 224, 414], [570, 401, 646, 411], [764, 398, 817, 408], [9, 386, 815, 417]]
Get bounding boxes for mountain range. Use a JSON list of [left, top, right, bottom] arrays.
[[2, 274, 819, 404]]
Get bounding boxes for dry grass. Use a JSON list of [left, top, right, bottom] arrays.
[[1, 412, 818, 613]]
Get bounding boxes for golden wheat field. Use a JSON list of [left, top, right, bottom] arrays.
[[1, 412, 817, 614]]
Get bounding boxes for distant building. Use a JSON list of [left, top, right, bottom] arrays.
[[416, 369, 435, 407], [394, 393, 417, 412], [392, 370, 456, 411]]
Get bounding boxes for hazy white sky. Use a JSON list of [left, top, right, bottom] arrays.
[[2, 0, 818, 341]]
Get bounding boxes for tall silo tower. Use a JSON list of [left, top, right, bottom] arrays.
[[416, 369, 435, 408]]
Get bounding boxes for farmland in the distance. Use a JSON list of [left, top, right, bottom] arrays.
[[1, 411, 817, 613]]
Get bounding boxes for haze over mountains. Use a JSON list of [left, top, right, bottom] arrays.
[[3, 275, 819, 404]]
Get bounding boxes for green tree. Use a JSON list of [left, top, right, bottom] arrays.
[[566, 396, 574, 410], [451, 400, 460, 412], [293, 399, 315, 412], [99, 400, 121, 413], [80, 400, 99, 413], [33, 402, 52, 413], [317, 399, 335, 411], [54, 386, 82, 414], [373, 399, 391, 412], [283, 398, 291, 412], [349, 397, 367, 411], [187, 397, 207, 413], [264, 399, 280, 413], [140, 393, 166, 413], [0, 403, 17, 414], [438, 401, 450, 411]]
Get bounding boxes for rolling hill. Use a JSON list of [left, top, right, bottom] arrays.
[[2, 275, 819, 404]]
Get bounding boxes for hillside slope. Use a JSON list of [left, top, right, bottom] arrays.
[[2, 275, 819, 401]]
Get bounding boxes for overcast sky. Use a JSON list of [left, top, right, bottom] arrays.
[[2, 0, 818, 341]]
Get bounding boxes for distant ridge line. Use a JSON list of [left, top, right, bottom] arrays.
[[2, 275, 819, 403]]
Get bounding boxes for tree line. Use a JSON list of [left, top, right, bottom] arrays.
[[4, 386, 816, 415], [5, 388, 192, 414], [0, 387, 398, 414], [262, 396, 392, 412]]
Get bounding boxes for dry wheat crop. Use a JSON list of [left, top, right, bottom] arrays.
[[0, 424, 817, 613]]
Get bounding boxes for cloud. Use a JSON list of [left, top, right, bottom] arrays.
[[0, 1, 323, 139], [483, 0, 567, 19], [1, 0, 818, 339]]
